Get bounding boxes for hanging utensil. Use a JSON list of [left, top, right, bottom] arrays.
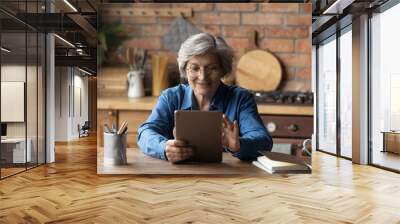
[[236, 30, 282, 91]]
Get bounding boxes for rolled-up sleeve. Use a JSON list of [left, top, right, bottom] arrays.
[[137, 92, 173, 160], [232, 93, 273, 160]]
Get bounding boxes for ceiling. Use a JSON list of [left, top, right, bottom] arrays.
[[312, 0, 389, 44], [0, 0, 98, 74]]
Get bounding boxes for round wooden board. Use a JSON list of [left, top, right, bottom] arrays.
[[236, 50, 282, 91]]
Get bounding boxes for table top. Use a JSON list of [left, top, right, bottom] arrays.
[[381, 131, 400, 134], [1, 137, 28, 143], [97, 147, 272, 176]]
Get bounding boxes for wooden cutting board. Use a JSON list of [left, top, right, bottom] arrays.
[[236, 31, 282, 91]]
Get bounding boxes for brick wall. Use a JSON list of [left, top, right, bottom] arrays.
[[101, 3, 312, 92]]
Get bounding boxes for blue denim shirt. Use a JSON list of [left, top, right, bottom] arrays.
[[137, 82, 273, 161]]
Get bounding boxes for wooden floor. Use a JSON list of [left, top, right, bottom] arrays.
[[372, 150, 400, 171], [1, 135, 400, 223]]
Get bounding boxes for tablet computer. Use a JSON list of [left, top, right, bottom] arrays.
[[174, 110, 222, 163]]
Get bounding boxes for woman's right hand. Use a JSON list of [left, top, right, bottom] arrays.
[[165, 139, 194, 164]]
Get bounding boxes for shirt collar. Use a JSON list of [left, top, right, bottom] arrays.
[[181, 81, 228, 111], [181, 84, 193, 110]]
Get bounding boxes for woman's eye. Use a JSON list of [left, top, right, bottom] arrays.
[[191, 67, 200, 72]]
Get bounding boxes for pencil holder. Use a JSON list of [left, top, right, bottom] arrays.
[[103, 132, 127, 165]]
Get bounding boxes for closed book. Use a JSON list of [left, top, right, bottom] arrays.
[[252, 161, 273, 174], [254, 151, 311, 174]]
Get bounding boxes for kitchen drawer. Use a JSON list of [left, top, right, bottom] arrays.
[[127, 133, 138, 148], [260, 115, 313, 139], [118, 110, 151, 135]]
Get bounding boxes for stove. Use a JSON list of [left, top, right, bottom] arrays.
[[251, 91, 313, 105]]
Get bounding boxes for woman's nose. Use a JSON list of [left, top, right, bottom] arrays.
[[197, 71, 206, 80]]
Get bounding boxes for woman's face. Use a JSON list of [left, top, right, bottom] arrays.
[[186, 52, 223, 98]]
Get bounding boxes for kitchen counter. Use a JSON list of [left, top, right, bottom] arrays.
[[98, 96, 313, 116]]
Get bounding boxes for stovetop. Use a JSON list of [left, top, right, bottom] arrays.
[[251, 91, 313, 105]]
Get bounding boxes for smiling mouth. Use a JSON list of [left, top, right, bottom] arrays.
[[197, 82, 211, 86]]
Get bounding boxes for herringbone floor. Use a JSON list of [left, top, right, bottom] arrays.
[[1, 135, 400, 224]]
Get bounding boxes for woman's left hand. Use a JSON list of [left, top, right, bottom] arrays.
[[222, 114, 240, 153]]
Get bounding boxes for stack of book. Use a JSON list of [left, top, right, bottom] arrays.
[[253, 151, 311, 174]]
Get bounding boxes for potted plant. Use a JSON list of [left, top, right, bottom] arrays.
[[97, 14, 126, 67]]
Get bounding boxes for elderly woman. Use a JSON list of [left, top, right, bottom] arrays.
[[138, 33, 272, 163]]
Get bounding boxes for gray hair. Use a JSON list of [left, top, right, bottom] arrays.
[[177, 33, 234, 78]]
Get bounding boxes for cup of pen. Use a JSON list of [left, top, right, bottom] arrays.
[[103, 122, 128, 165]]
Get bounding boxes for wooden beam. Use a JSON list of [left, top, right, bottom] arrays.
[[67, 14, 97, 39]]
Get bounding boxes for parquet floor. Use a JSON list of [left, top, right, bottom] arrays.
[[1, 135, 400, 223]]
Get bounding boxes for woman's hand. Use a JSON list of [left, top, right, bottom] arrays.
[[222, 114, 240, 153], [165, 139, 194, 164]]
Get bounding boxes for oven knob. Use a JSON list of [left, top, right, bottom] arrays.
[[266, 122, 277, 133], [288, 124, 299, 132]]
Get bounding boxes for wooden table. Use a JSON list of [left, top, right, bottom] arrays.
[[97, 147, 271, 175], [381, 131, 400, 154]]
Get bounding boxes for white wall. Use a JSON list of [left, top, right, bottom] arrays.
[[54, 67, 89, 141], [55, 67, 69, 141]]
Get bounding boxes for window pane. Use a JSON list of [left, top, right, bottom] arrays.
[[339, 28, 352, 158], [371, 3, 400, 171], [318, 37, 337, 154]]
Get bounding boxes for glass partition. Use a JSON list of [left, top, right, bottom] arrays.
[[370, 3, 400, 171], [1, 30, 28, 178], [339, 27, 352, 158], [0, 1, 46, 179], [317, 35, 337, 154]]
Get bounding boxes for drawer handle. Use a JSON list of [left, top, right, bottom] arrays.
[[288, 124, 299, 132], [266, 122, 277, 133]]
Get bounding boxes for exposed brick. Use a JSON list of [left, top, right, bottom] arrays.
[[281, 80, 311, 91], [141, 25, 169, 36], [242, 13, 283, 25], [296, 67, 311, 79], [286, 15, 311, 26], [260, 39, 294, 53], [284, 68, 297, 81], [216, 3, 257, 12], [261, 3, 299, 13], [201, 13, 240, 25], [102, 16, 120, 23], [104, 2, 313, 91], [300, 3, 312, 14], [118, 25, 141, 37], [157, 16, 197, 25], [225, 38, 249, 51], [121, 16, 157, 24], [295, 39, 311, 53], [264, 27, 309, 38], [223, 25, 264, 38], [172, 3, 214, 12], [276, 53, 311, 67], [201, 25, 221, 35], [119, 25, 169, 37], [124, 37, 161, 50]]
